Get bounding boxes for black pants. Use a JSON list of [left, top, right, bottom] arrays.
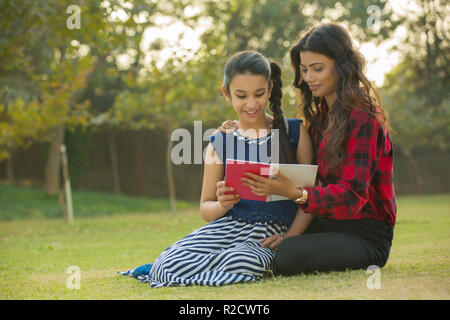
[[273, 216, 394, 275]]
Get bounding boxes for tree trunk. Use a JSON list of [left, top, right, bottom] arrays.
[[133, 131, 145, 196], [58, 189, 68, 221], [437, 149, 449, 179], [437, 149, 449, 192], [6, 152, 15, 184], [44, 126, 65, 195], [403, 150, 424, 192], [166, 131, 177, 212], [60, 144, 74, 224], [108, 131, 121, 194]]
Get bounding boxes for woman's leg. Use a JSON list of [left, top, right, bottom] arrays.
[[273, 231, 375, 275], [273, 217, 392, 276]]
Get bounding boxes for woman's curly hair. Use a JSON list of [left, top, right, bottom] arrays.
[[290, 23, 390, 171]]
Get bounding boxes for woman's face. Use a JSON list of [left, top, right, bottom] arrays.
[[299, 50, 338, 105], [221, 72, 272, 124]]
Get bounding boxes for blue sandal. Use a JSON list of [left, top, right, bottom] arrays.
[[118, 263, 153, 279]]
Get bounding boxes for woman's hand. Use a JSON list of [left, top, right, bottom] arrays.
[[216, 180, 240, 210], [241, 169, 299, 199], [260, 234, 285, 250]]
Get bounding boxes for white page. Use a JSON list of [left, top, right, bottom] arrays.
[[267, 164, 318, 201]]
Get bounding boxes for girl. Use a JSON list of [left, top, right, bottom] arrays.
[[220, 23, 396, 275], [118, 51, 314, 287]]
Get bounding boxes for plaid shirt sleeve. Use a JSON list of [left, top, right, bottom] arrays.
[[299, 110, 389, 221]]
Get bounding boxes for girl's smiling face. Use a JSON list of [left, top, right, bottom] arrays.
[[221, 72, 272, 126], [300, 50, 338, 106]]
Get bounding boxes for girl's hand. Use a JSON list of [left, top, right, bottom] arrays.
[[260, 234, 285, 250], [241, 169, 298, 199], [218, 120, 239, 134], [216, 180, 240, 210], [217, 113, 273, 134]]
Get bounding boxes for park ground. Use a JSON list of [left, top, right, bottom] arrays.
[[0, 186, 449, 299]]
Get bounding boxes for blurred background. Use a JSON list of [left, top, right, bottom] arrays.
[[0, 0, 448, 218]]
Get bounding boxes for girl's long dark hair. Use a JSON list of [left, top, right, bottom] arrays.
[[223, 51, 296, 164], [290, 23, 389, 170]]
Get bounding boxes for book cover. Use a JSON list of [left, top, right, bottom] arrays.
[[224, 159, 318, 202], [224, 159, 271, 201]]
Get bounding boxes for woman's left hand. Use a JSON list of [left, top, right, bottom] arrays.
[[260, 234, 285, 250], [241, 169, 297, 199]]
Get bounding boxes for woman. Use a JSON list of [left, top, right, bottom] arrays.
[[220, 23, 396, 275]]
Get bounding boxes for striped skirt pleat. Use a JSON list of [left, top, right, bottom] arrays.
[[130, 216, 286, 287]]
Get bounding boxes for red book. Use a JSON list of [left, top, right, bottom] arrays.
[[224, 159, 271, 201], [224, 158, 319, 202]]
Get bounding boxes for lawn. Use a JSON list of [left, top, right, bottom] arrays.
[[0, 184, 197, 221], [0, 187, 449, 300]]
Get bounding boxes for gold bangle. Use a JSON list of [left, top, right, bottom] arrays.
[[294, 188, 308, 204]]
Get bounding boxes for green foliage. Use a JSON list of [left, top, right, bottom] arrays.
[[108, 0, 402, 133], [1, 0, 447, 193], [383, 61, 450, 153], [381, 0, 449, 153], [0, 0, 404, 151], [110, 54, 233, 132], [0, 0, 185, 159]]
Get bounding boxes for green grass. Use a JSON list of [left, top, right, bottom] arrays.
[[0, 184, 197, 220], [0, 186, 449, 299]]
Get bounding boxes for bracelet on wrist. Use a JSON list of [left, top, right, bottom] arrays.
[[293, 188, 308, 205]]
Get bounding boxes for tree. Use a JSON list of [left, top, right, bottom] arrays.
[[0, 0, 167, 194], [381, 0, 449, 190], [1, 0, 406, 201], [109, 52, 232, 211], [107, 0, 401, 208]]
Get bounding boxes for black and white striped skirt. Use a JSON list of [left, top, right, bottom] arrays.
[[134, 216, 287, 287]]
